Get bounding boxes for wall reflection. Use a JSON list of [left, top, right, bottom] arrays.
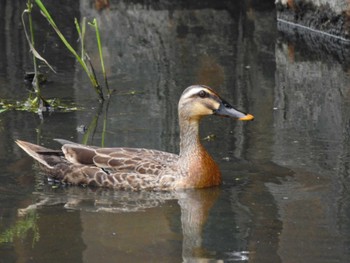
[[272, 20, 350, 262], [75, 0, 251, 156]]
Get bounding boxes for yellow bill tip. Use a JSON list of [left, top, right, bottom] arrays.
[[239, 114, 254, 121]]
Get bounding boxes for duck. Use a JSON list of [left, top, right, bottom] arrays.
[[16, 85, 254, 191]]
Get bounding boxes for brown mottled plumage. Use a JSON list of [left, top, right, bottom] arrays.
[[16, 85, 254, 191]]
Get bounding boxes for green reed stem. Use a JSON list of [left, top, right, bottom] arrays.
[[35, 0, 104, 101], [75, 17, 86, 61], [90, 19, 110, 95], [27, 2, 38, 87]]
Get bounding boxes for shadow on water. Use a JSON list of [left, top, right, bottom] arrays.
[[1, 0, 350, 262]]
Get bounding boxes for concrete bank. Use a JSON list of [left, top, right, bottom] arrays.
[[276, 0, 350, 41]]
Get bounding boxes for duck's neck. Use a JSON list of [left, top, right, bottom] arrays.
[[178, 115, 221, 188], [179, 117, 202, 158]]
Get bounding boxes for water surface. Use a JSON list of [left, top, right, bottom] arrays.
[[1, 0, 350, 262]]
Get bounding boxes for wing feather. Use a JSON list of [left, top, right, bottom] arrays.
[[61, 143, 179, 177]]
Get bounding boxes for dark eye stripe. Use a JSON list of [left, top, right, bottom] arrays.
[[187, 88, 216, 100]]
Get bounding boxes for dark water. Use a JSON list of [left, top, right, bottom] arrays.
[[1, 0, 350, 262]]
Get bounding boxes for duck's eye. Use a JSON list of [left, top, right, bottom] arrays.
[[198, 90, 207, 98]]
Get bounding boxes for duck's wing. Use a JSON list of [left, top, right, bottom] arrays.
[[61, 144, 179, 176], [64, 166, 177, 190]]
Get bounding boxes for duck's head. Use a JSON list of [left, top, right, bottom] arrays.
[[178, 85, 254, 121]]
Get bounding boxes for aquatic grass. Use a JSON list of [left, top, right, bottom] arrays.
[[22, 1, 56, 76], [35, 0, 112, 100], [75, 17, 87, 60], [1, 1, 112, 116], [89, 18, 111, 95], [77, 17, 111, 96], [75, 16, 95, 77], [26, 0, 38, 89], [35, 0, 105, 101], [22, 0, 56, 110], [16, 0, 79, 115]]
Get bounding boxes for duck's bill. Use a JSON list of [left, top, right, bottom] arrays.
[[214, 99, 254, 121]]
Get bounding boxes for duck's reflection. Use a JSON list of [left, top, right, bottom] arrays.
[[177, 188, 220, 261], [16, 184, 223, 262]]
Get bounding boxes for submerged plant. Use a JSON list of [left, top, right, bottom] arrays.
[[0, 211, 40, 247], [81, 98, 110, 147]]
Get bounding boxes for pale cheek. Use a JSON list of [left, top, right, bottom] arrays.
[[191, 104, 214, 116]]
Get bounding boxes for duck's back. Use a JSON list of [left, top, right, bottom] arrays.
[[16, 140, 181, 190]]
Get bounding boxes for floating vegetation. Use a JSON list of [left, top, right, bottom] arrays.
[[0, 96, 80, 114], [0, 211, 40, 247]]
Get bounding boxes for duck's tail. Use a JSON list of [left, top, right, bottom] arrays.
[[16, 140, 64, 169]]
